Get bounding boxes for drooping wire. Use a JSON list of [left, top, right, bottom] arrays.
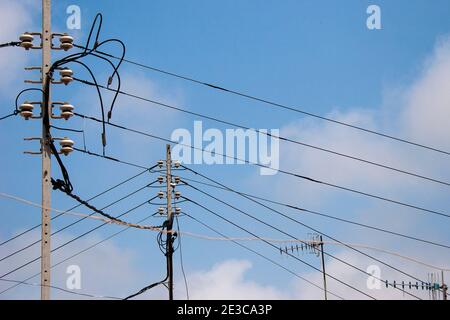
[[0, 167, 151, 248], [0, 198, 153, 282], [0, 182, 156, 263], [0, 212, 158, 297]]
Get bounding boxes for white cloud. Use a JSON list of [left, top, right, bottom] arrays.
[[0, 0, 37, 95], [175, 259, 287, 300]]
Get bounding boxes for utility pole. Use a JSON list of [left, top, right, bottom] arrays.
[[442, 270, 448, 301], [41, 0, 52, 301], [165, 144, 174, 300], [319, 235, 327, 300]]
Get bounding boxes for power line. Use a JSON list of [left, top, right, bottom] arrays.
[[183, 196, 378, 300], [79, 46, 450, 158], [0, 111, 17, 121], [74, 112, 450, 221], [0, 167, 151, 248], [182, 186, 421, 300], [0, 41, 21, 48], [73, 78, 450, 188], [0, 212, 157, 297], [179, 176, 450, 250], [0, 182, 154, 263], [0, 278, 121, 300], [74, 147, 149, 170], [181, 165, 433, 286], [0, 198, 151, 281], [72, 137, 450, 251], [182, 211, 345, 300]]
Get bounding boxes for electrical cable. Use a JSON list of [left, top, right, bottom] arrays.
[[182, 211, 345, 300], [0, 278, 121, 299], [181, 178, 425, 298], [73, 78, 450, 188], [0, 41, 21, 48], [183, 196, 378, 300], [74, 112, 450, 221], [70, 134, 450, 251], [179, 176, 450, 250], [85, 49, 450, 158], [50, 125, 84, 133], [0, 182, 155, 263], [0, 198, 152, 281], [0, 112, 17, 121], [0, 167, 153, 248], [0, 212, 158, 296]]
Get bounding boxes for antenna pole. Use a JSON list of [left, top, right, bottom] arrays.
[[319, 235, 327, 300]]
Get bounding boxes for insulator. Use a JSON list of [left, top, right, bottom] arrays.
[[157, 191, 164, 199], [59, 137, 74, 156], [174, 176, 180, 184], [157, 160, 164, 168], [175, 207, 181, 214], [158, 207, 165, 215], [59, 34, 74, 51], [173, 160, 181, 168], [19, 102, 34, 120], [170, 182, 177, 188], [59, 103, 74, 120], [157, 176, 164, 184], [19, 33, 34, 50], [174, 191, 181, 199], [59, 68, 73, 85]]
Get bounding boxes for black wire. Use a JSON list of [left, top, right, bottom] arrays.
[[0, 198, 152, 282], [73, 78, 450, 188], [181, 185, 421, 300], [0, 183, 156, 263], [0, 278, 121, 300], [15, 88, 45, 113], [183, 196, 377, 300], [179, 176, 450, 250], [0, 167, 152, 248], [0, 112, 17, 121], [182, 212, 344, 300], [74, 147, 150, 170], [74, 112, 450, 221], [38, 12, 125, 192], [67, 146, 450, 251], [66, 59, 106, 155], [1, 213, 158, 297], [0, 41, 20, 48], [181, 176, 427, 296], [88, 50, 450, 158], [50, 125, 84, 133]]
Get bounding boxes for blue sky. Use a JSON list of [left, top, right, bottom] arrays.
[[1, 0, 450, 300]]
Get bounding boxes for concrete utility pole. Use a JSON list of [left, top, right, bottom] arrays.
[[41, 0, 52, 300], [165, 144, 174, 300], [319, 236, 327, 301]]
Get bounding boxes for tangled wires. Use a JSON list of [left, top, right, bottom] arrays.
[[41, 13, 125, 193]]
